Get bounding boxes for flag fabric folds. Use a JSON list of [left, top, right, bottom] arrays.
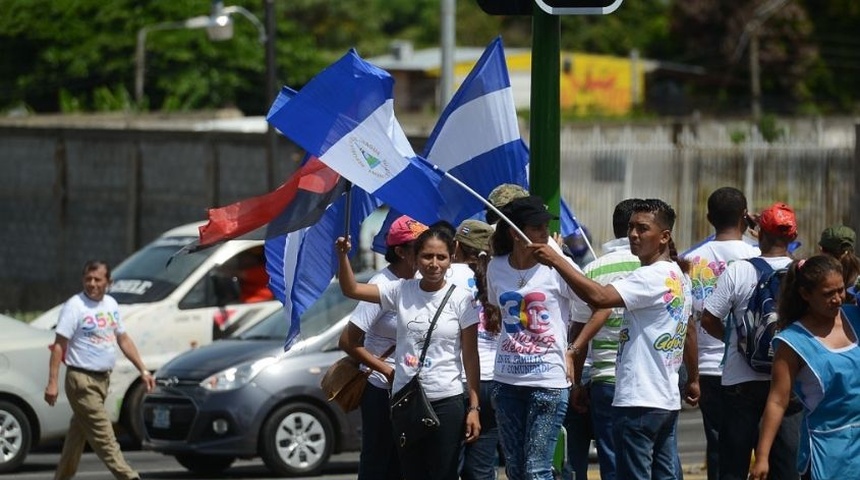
[[266, 187, 380, 350], [197, 86, 347, 247], [266, 49, 444, 226], [197, 157, 346, 246], [425, 36, 529, 226]]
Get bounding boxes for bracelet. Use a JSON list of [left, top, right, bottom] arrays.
[[566, 343, 582, 355], [467, 405, 481, 413], [140, 370, 152, 377]]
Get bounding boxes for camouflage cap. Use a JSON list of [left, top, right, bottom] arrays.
[[488, 183, 529, 208]]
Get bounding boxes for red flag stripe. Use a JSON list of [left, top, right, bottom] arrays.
[[198, 157, 339, 246]]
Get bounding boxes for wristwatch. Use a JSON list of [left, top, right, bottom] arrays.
[[566, 343, 582, 356], [467, 405, 481, 413]]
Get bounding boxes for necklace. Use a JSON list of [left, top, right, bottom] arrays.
[[508, 256, 531, 288], [516, 270, 528, 288]]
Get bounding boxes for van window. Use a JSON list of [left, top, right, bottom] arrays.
[[238, 283, 359, 341], [110, 236, 212, 304], [178, 247, 272, 310]]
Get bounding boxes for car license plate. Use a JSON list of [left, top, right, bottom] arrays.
[[153, 406, 170, 429]]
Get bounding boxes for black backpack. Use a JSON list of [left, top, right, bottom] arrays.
[[734, 257, 787, 374]]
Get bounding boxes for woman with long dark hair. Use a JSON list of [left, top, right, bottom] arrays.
[[336, 226, 481, 480]]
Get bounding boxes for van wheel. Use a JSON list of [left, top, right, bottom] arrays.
[[260, 402, 334, 477], [0, 400, 32, 474], [174, 453, 235, 475], [120, 381, 146, 447]]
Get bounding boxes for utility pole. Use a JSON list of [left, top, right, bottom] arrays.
[[264, 0, 277, 191], [749, 30, 761, 123], [440, 0, 456, 109]]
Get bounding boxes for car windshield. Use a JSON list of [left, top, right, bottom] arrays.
[[109, 235, 213, 304], [238, 281, 362, 341]]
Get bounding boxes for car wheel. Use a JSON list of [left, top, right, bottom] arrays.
[[174, 453, 235, 475], [120, 381, 146, 447], [260, 402, 334, 477], [0, 400, 32, 474]]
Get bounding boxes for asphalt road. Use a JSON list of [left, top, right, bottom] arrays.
[[12, 408, 707, 480]]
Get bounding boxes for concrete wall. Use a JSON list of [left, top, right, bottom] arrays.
[[0, 126, 306, 311]]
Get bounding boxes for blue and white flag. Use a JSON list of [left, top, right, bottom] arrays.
[[266, 187, 380, 351], [425, 36, 529, 226], [267, 49, 443, 226], [560, 199, 584, 238]]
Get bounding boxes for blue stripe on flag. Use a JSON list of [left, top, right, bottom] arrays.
[[422, 36, 529, 226], [266, 186, 380, 351]]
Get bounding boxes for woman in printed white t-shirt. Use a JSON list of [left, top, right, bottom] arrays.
[[336, 226, 481, 480], [486, 196, 588, 480], [337, 215, 427, 480], [531, 199, 695, 480]]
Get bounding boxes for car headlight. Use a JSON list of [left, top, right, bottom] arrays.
[[199, 356, 279, 391]]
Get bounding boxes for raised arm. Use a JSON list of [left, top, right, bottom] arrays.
[[530, 243, 625, 309], [335, 236, 381, 303]]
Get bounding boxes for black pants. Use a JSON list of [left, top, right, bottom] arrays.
[[397, 394, 466, 480]]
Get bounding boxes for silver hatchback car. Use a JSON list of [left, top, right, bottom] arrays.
[[142, 277, 368, 477]]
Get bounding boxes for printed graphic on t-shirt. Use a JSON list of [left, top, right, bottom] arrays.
[[496, 289, 557, 375], [659, 271, 688, 365], [617, 270, 688, 366], [80, 309, 120, 345], [689, 256, 725, 304]]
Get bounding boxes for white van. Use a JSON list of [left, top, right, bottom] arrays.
[[31, 222, 282, 442]]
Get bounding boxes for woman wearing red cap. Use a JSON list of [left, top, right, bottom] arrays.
[[338, 215, 426, 480]]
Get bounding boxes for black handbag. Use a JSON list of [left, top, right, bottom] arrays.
[[389, 284, 455, 449]]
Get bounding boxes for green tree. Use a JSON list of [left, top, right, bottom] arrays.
[[667, 0, 818, 113]]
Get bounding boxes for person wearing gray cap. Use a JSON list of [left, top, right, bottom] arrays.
[[818, 224, 860, 300]]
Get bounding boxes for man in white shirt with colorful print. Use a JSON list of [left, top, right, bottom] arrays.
[[45, 260, 154, 480]]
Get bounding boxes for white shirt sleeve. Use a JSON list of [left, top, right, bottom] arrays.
[[611, 265, 663, 311], [703, 262, 741, 320]]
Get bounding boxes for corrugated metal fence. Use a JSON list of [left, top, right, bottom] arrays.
[[559, 123, 855, 257]]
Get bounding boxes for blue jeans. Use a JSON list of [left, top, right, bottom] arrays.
[[699, 375, 721, 480], [613, 406, 679, 480], [358, 383, 401, 480], [590, 381, 617, 480], [493, 382, 569, 480], [462, 380, 500, 480], [718, 381, 801, 480]]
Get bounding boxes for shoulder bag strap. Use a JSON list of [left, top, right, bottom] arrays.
[[378, 345, 396, 360], [415, 284, 456, 375]]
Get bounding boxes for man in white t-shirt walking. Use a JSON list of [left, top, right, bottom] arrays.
[[684, 187, 760, 480], [44, 260, 155, 480], [701, 202, 802, 480], [567, 198, 641, 480], [534, 198, 695, 480]]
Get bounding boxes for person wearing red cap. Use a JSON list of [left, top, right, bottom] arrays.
[[337, 215, 427, 480], [700, 202, 802, 480]]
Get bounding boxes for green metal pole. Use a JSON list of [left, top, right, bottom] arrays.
[[529, 6, 561, 231]]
